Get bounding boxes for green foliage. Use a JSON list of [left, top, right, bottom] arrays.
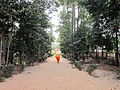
[[116, 68, 120, 79], [0, 64, 15, 82], [58, 0, 119, 67], [0, 68, 5, 82], [58, 0, 95, 61], [0, 66, 5, 82], [74, 61, 84, 71], [106, 59, 117, 66], [83, 0, 120, 66], [0, 70, 4, 77], [0, 77, 5, 82], [69, 61, 75, 65], [86, 64, 97, 75], [0, 0, 52, 65], [69, 61, 84, 71], [73, 27, 87, 57], [3, 64, 14, 78]]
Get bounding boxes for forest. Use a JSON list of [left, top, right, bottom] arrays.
[[0, 0, 120, 89], [0, 0, 56, 65], [58, 0, 120, 66], [0, 0, 54, 81]]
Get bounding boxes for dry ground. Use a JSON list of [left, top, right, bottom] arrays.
[[0, 57, 120, 90]]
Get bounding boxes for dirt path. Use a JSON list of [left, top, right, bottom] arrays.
[[0, 57, 120, 90]]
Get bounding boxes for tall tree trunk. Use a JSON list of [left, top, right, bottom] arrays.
[[102, 46, 104, 59], [95, 46, 99, 63], [6, 32, 12, 65], [114, 0, 119, 67], [77, 3, 80, 30], [0, 30, 6, 65], [38, 44, 41, 62], [106, 52, 108, 59], [6, 22, 14, 65], [71, 0, 75, 61], [0, 31, 3, 65], [115, 30, 119, 67]]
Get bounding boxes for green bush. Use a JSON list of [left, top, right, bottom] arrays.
[[116, 68, 120, 79], [0, 64, 25, 82], [86, 64, 97, 75], [0, 67, 5, 82], [69, 61, 75, 65], [74, 61, 84, 71], [3, 64, 15, 78], [26, 58, 35, 65], [0, 70, 4, 77], [0, 77, 5, 82], [106, 60, 117, 66]]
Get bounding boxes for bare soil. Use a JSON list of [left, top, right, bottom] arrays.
[[0, 57, 120, 90]]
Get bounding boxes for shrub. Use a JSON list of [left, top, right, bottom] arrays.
[[0, 70, 4, 77], [116, 68, 120, 79], [0, 67, 5, 82], [106, 60, 117, 66], [86, 64, 97, 75], [0, 77, 5, 82], [74, 61, 84, 71], [69, 61, 75, 65], [3, 64, 14, 78]]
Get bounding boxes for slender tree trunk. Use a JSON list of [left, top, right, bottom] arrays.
[[95, 46, 99, 63], [20, 53, 22, 64], [71, 0, 75, 61], [95, 47, 97, 60], [0, 30, 5, 65], [77, 3, 80, 30], [102, 46, 104, 59], [115, 30, 119, 67], [0, 31, 3, 65], [106, 52, 108, 59], [38, 44, 41, 62], [114, 0, 119, 67], [6, 33, 12, 65], [6, 22, 14, 65]]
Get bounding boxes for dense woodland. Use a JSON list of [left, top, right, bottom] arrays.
[[0, 0, 120, 82], [0, 0, 54, 66], [0, 0, 56, 81], [58, 0, 120, 67]]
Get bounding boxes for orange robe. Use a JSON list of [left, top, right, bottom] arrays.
[[55, 54, 60, 63]]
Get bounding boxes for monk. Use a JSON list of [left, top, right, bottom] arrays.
[[55, 54, 60, 63]]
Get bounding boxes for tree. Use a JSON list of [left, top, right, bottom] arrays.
[[0, 0, 52, 65], [83, 0, 120, 66]]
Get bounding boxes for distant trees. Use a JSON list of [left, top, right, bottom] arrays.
[[0, 0, 52, 65]]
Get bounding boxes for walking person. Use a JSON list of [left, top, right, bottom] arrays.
[[55, 54, 60, 63]]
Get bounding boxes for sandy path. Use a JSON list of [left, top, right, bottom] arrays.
[[0, 57, 120, 90]]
